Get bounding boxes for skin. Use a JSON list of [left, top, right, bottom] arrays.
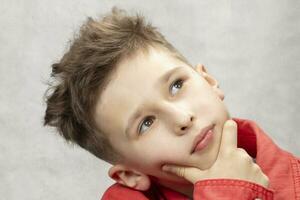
[[94, 46, 231, 198]]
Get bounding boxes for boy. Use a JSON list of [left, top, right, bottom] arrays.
[[43, 7, 300, 199]]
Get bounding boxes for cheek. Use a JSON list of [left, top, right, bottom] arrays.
[[193, 85, 228, 117], [137, 139, 189, 168]]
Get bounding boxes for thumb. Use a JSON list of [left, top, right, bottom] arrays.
[[162, 165, 205, 184]]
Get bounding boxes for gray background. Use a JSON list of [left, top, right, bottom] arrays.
[[1, 0, 299, 199]]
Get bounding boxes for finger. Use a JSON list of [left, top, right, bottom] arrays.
[[162, 165, 205, 184], [219, 119, 238, 154]]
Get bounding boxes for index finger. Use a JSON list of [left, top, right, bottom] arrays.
[[162, 164, 207, 184], [219, 119, 238, 154]]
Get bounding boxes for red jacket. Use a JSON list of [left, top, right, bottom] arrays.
[[102, 118, 300, 200]]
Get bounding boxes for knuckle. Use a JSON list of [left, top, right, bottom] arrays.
[[253, 163, 261, 171], [237, 148, 253, 162], [263, 174, 269, 182], [263, 175, 270, 187], [178, 167, 185, 177], [244, 157, 252, 164], [237, 148, 247, 154]]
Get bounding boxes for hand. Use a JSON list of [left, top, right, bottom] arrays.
[[162, 119, 269, 188]]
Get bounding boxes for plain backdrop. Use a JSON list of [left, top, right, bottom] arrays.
[[0, 0, 299, 199]]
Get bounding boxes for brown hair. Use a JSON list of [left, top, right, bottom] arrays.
[[43, 6, 191, 165]]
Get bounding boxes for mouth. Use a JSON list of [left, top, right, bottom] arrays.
[[190, 124, 215, 154]]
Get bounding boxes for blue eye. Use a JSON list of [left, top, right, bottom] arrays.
[[137, 78, 185, 135], [169, 78, 184, 96], [138, 116, 154, 134]]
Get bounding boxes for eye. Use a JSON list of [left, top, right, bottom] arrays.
[[137, 78, 186, 135], [169, 78, 185, 96], [138, 116, 154, 134]]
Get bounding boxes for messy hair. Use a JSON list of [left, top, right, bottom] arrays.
[[43, 6, 191, 164]]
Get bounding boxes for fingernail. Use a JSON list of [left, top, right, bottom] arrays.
[[226, 120, 236, 127]]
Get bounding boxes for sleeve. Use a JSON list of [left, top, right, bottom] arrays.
[[193, 179, 274, 200], [291, 156, 300, 199]]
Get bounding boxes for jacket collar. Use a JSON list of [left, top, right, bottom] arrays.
[[233, 117, 297, 198]]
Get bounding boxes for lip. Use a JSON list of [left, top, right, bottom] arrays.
[[191, 124, 215, 154]]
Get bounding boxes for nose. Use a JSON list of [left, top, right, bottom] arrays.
[[174, 114, 194, 135], [176, 114, 194, 135], [159, 102, 195, 136]]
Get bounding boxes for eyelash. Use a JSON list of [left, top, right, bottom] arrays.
[[137, 78, 186, 134]]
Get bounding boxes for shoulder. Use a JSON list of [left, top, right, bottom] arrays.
[[101, 183, 148, 200]]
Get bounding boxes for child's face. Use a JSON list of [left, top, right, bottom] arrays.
[[94, 46, 230, 190]]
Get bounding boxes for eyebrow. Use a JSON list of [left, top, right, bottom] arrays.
[[125, 66, 185, 137]]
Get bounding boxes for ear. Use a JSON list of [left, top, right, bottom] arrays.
[[108, 164, 151, 191], [195, 64, 225, 100]]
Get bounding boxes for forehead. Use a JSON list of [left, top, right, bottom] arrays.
[[94, 47, 190, 136]]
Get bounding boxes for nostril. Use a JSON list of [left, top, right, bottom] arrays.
[[181, 127, 187, 131], [190, 116, 194, 121]]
